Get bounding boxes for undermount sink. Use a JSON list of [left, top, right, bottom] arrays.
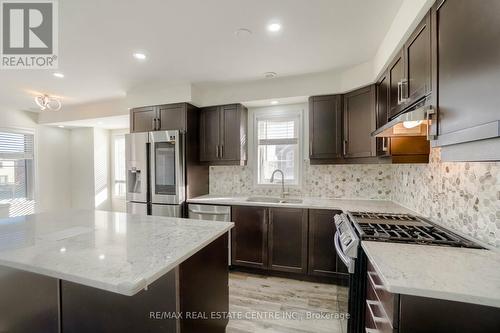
[[246, 197, 303, 204]]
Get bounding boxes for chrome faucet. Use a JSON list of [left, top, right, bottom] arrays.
[[270, 169, 288, 199]]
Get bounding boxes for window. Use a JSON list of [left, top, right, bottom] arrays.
[[255, 109, 302, 186], [0, 130, 35, 217], [112, 135, 126, 197]]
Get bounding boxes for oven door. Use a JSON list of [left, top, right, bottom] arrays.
[[149, 131, 185, 205]]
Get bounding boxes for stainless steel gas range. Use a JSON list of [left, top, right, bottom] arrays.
[[333, 211, 482, 333]]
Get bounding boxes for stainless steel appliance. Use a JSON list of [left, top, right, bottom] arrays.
[[188, 204, 231, 265], [334, 211, 483, 333], [126, 130, 184, 217]]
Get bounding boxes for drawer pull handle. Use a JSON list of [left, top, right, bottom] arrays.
[[365, 329, 380, 333], [368, 271, 385, 290], [366, 300, 391, 325]]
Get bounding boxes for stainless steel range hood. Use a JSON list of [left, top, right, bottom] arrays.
[[372, 96, 435, 139]]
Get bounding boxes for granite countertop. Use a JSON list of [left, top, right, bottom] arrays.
[[0, 210, 233, 296], [187, 194, 414, 214], [362, 241, 500, 308]]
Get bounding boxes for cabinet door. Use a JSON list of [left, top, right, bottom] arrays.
[[220, 105, 241, 161], [343, 85, 376, 158], [199, 106, 221, 162], [308, 210, 347, 277], [404, 12, 431, 106], [433, 0, 500, 147], [375, 72, 391, 156], [388, 50, 405, 118], [309, 95, 343, 159], [158, 103, 186, 131], [268, 208, 308, 274], [231, 206, 268, 269], [130, 106, 157, 133]]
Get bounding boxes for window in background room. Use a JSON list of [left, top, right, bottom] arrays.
[[0, 130, 35, 217], [255, 109, 302, 186], [112, 135, 126, 197]]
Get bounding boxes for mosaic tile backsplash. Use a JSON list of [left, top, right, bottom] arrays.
[[392, 148, 500, 248], [209, 149, 500, 247], [209, 162, 393, 200]]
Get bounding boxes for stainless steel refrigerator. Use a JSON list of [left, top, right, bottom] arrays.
[[125, 130, 185, 217]]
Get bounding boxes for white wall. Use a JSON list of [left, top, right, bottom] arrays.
[[36, 126, 71, 212], [69, 128, 95, 209]]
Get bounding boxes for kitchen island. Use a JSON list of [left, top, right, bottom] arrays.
[[0, 209, 233, 333]]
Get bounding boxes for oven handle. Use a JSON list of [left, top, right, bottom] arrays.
[[334, 232, 355, 274]]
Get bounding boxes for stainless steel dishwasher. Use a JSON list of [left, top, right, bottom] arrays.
[[188, 204, 231, 266]]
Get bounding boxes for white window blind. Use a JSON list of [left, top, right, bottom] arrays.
[[256, 112, 301, 185], [0, 130, 35, 217]]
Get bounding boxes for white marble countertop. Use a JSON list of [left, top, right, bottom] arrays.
[[362, 241, 500, 308], [188, 194, 414, 214], [0, 210, 233, 296]]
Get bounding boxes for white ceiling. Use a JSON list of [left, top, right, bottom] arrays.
[[51, 115, 129, 130], [2, 0, 403, 113]]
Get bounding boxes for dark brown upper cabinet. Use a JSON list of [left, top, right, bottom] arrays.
[[343, 85, 377, 158], [130, 106, 157, 133], [231, 206, 268, 269], [388, 49, 406, 118], [130, 103, 192, 132], [375, 71, 391, 157], [308, 209, 348, 278], [388, 12, 432, 120], [431, 0, 500, 157], [200, 104, 247, 165], [309, 95, 343, 161], [268, 208, 308, 274], [403, 12, 432, 107]]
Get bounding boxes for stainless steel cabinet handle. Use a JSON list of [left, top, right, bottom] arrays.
[[152, 118, 156, 130], [397, 81, 402, 105], [221, 145, 224, 158], [400, 79, 408, 103], [156, 118, 160, 130], [343, 140, 347, 156], [426, 109, 436, 140], [216, 145, 220, 158], [367, 271, 385, 290], [366, 300, 391, 325], [382, 137, 388, 152]]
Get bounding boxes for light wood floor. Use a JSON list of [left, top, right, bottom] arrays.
[[227, 272, 349, 333]]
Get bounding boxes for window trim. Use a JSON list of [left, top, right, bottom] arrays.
[[252, 107, 304, 189], [111, 132, 127, 199]]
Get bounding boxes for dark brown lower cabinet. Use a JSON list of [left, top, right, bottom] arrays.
[[268, 208, 308, 274], [308, 209, 348, 277], [365, 257, 500, 333], [232, 206, 347, 280], [231, 206, 268, 269]]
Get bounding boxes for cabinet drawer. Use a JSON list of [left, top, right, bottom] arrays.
[[366, 261, 398, 330]]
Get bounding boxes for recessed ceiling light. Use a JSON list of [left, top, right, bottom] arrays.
[[99, 254, 106, 260], [60, 247, 66, 253], [264, 72, 277, 79], [235, 28, 252, 38], [133, 52, 147, 60], [57, 125, 65, 128], [271, 100, 279, 105], [267, 23, 281, 32], [53, 72, 64, 78], [97, 121, 104, 125]]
